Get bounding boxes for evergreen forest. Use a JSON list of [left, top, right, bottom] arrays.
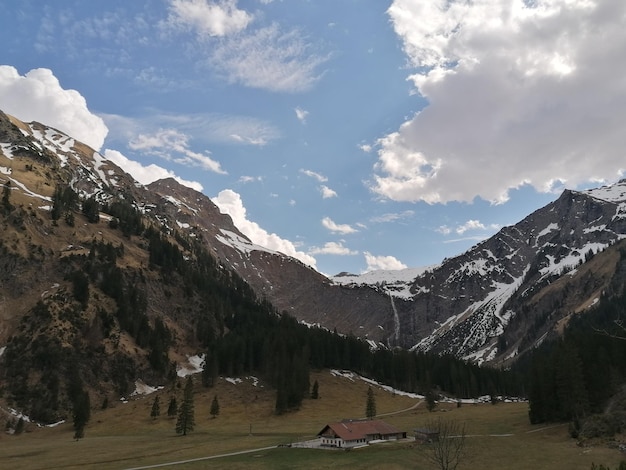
[[3, 186, 626, 438]]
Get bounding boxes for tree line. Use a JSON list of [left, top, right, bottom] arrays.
[[523, 259, 626, 437]]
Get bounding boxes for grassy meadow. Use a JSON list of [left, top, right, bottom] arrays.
[[1, 370, 624, 469]]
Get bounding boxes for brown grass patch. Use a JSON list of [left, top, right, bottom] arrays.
[[1, 371, 624, 469]]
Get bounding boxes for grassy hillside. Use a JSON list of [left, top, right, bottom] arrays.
[[1, 370, 624, 470]]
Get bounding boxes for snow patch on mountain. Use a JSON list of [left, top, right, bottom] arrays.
[[583, 180, 626, 203], [0, 142, 15, 159], [216, 229, 279, 257], [177, 354, 204, 377], [331, 266, 435, 299], [7, 177, 51, 201], [29, 125, 76, 166], [131, 380, 163, 396], [92, 151, 118, 188]]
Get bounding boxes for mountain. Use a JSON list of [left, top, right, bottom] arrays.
[[330, 184, 626, 364], [3, 106, 626, 381]]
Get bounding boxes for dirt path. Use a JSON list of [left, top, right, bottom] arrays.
[[123, 446, 277, 470], [376, 398, 423, 417]]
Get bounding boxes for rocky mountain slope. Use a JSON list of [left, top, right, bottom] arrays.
[[334, 184, 626, 364], [3, 108, 626, 376]]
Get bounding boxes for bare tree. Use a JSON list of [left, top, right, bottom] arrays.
[[419, 417, 467, 470]]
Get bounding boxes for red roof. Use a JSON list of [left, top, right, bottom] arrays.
[[318, 419, 402, 441]]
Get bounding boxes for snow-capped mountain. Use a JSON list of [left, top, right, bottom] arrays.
[[3, 108, 626, 367], [329, 183, 626, 363]]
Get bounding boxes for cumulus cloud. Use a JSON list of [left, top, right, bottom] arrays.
[[364, 251, 407, 272], [210, 23, 328, 93], [129, 128, 226, 174], [321, 217, 357, 234], [212, 189, 317, 267], [166, 0, 252, 37], [103, 149, 203, 191], [455, 219, 500, 235], [437, 219, 500, 236], [320, 185, 337, 199], [295, 107, 309, 123], [374, 0, 626, 204], [309, 241, 357, 256], [0, 66, 108, 150]]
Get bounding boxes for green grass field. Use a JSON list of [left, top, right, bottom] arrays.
[[1, 370, 624, 469]]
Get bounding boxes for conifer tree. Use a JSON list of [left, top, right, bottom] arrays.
[[201, 351, 218, 388], [2, 180, 12, 213], [14, 417, 24, 435], [210, 395, 220, 418], [311, 380, 319, 399], [167, 397, 177, 417], [151, 396, 160, 419], [366, 386, 376, 419], [73, 390, 91, 440], [176, 377, 195, 436], [426, 389, 437, 412], [82, 196, 100, 223]]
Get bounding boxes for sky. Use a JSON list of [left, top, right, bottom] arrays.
[[1, 0, 625, 276]]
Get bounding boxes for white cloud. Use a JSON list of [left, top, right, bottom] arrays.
[[238, 175, 262, 183], [321, 217, 357, 234], [437, 219, 500, 236], [370, 210, 414, 223], [320, 185, 337, 199], [455, 219, 500, 235], [104, 149, 203, 191], [374, 0, 626, 204], [102, 111, 278, 148], [209, 23, 328, 93], [300, 169, 327, 182], [166, 0, 252, 37], [212, 189, 317, 268], [129, 128, 226, 174], [229, 133, 268, 146], [364, 251, 407, 272], [0, 66, 108, 151], [295, 107, 309, 123], [309, 241, 357, 256], [437, 225, 452, 236]]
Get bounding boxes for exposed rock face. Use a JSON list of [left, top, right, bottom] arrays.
[[3, 108, 626, 367]]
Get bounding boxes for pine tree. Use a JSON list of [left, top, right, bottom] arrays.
[[2, 180, 12, 213], [14, 417, 24, 435], [311, 380, 319, 399], [82, 196, 100, 223], [365, 386, 376, 419], [150, 396, 161, 419], [73, 390, 91, 440], [426, 388, 437, 412], [201, 351, 218, 388], [210, 395, 220, 418], [167, 397, 177, 417], [176, 377, 195, 435]]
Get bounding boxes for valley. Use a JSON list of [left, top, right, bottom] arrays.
[[2, 109, 626, 469], [1, 370, 623, 470]]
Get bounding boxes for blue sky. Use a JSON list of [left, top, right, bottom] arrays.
[[1, 0, 625, 276]]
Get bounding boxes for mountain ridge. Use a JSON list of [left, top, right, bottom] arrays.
[[3, 109, 626, 368]]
